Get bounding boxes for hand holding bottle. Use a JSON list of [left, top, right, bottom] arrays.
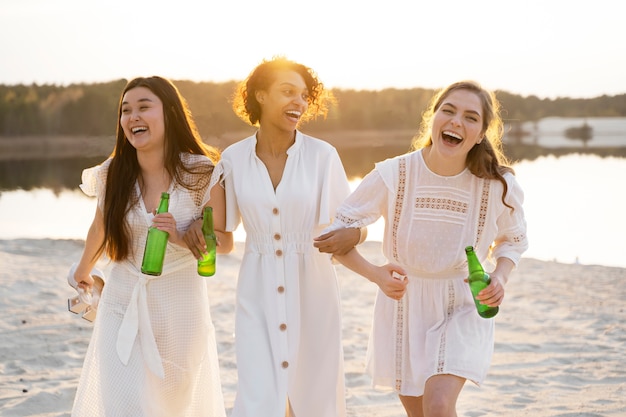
[[149, 212, 182, 245], [183, 219, 206, 259], [470, 273, 505, 308], [465, 246, 499, 318], [197, 206, 217, 277], [142, 192, 170, 276], [471, 255, 514, 308]]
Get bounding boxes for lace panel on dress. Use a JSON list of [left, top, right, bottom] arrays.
[[475, 178, 489, 246], [393, 157, 407, 392], [336, 212, 366, 228], [436, 281, 456, 373], [414, 197, 468, 213], [512, 232, 526, 243]]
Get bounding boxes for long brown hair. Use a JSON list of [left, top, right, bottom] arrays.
[[101, 76, 219, 261], [411, 80, 514, 208], [231, 56, 336, 126]]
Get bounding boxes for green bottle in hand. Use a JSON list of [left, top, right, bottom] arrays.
[[141, 192, 170, 276], [465, 246, 499, 318], [197, 206, 217, 277]]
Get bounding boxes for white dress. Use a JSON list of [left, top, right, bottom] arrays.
[[71, 154, 226, 417], [327, 149, 528, 396], [219, 131, 349, 417]]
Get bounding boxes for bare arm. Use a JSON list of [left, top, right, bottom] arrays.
[[73, 206, 105, 293], [313, 227, 367, 256], [334, 248, 408, 300], [210, 178, 234, 254]]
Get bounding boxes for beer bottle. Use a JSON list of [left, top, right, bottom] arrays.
[[197, 206, 217, 277], [465, 246, 499, 318], [141, 192, 170, 276]]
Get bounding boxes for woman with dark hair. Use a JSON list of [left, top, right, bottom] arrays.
[[185, 57, 363, 417], [325, 81, 529, 417], [70, 76, 232, 417]]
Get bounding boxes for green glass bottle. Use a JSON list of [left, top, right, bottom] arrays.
[[197, 206, 217, 277], [465, 246, 499, 318], [141, 192, 170, 276]]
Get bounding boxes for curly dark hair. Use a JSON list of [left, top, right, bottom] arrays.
[[231, 56, 336, 126]]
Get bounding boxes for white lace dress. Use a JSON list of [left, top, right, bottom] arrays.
[[71, 154, 226, 417], [326, 149, 529, 396], [219, 131, 350, 417]]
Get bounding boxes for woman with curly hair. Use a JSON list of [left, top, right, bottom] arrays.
[[185, 57, 363, 417]]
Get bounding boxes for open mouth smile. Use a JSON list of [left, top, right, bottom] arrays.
[[442, 130, 462, 145]]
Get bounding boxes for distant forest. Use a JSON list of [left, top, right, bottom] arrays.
[[1, 79, 626, 138]]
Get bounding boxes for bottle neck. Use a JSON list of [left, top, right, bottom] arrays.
[[156, 193, 170, 214], [465, 248, 485, 274]]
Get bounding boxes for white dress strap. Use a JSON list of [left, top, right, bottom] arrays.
[[116, 273, 165, 379]]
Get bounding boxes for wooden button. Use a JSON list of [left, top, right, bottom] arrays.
[[277, 286, 285, 293], [275, 249, 283, 256], [273, 233, 281, 240], [279, 323, 287, 331], [282, 361, 289, 368], [272, 208, 279, 215]]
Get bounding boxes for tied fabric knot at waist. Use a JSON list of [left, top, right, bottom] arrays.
[[116, 270, 165, 379]]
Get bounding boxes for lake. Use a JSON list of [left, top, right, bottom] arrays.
[[0, 153, 624, 269]]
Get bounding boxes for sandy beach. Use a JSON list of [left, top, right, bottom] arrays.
[[1, 239, 625, 416]]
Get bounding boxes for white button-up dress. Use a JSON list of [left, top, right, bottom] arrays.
[[219, 131, 350, 417]]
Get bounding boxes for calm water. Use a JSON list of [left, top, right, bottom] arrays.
[[509, 116, 626, 148], [0, 153, 624, 269]]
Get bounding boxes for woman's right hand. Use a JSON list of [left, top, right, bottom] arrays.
[[74, 270, 95, 293], [372, 264, 408, 300]]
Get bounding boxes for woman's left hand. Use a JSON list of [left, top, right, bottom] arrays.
[[475, 274, 506, 307]]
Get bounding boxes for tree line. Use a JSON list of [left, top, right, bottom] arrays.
[[1, 79, 625, 138]]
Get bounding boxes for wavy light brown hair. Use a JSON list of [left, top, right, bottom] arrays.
[[231, 56, 336, 127], [411, 80, 514, 208], [100, 76, 220, 261]]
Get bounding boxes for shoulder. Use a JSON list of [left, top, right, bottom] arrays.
[[180, 152, 214, 166], [85, 157, 112, 177], [298, 131, 336, 152], [223, 135, 255, 158], [375, 150, 420, 171], [499, 170, 522, 190]]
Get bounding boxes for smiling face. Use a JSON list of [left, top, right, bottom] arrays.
[[255, 69, 309, 132], [429, 88, 485, 170], [120, 86, 166, 152]]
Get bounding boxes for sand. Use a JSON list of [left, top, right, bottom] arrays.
[[1, 239, 625, 416]]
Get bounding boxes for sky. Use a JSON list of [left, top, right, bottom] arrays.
[[1, 0, 624, 99]]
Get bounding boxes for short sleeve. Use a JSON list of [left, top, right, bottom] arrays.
[[218, 158, 241, 232], [79, 158, 111, 211], [317, 147, 351, 226], [324, 166, 390, 233]]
